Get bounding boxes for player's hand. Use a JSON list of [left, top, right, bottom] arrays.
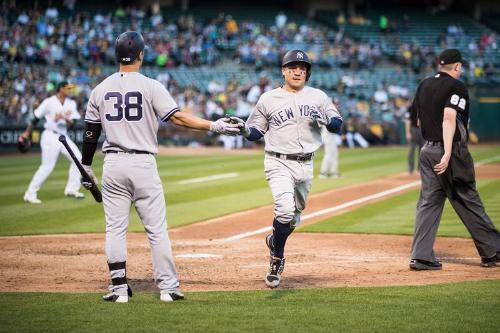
[[405, 132, 411, 142], [225, 116, 250, 137], [434, 153, 451, 175], [81, 164, 98, 190], [209, 118, 241, 136], [54, 112, 64, 121], [64, 110, 72, 120], [310, 110, 329, 126]]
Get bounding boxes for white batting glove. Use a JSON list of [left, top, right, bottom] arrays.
[[81, 164, 98, 190], [310, 110, 329, 126], [209, 118, 241, 136]]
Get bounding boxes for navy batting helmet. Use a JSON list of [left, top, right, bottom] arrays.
[[115, 31, 145, 64], [281, 50, 312, 81]]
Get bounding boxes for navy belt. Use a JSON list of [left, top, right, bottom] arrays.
[[105, 150, 153, 155], [266, 151, 314, 162]]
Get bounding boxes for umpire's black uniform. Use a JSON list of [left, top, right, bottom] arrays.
[[410, 49, 500, 270]]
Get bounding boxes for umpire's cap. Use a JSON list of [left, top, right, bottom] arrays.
[[115, 31, 145, 64], [438, 48, 468, 66], [281, 50, 312, 81]]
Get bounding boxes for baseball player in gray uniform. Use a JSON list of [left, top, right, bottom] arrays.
[[80, 31, 240, 303], [232, 50, 343, 288]]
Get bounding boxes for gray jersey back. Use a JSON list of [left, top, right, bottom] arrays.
[[246, 86, 341, 154], [85, 72, 179, 154]]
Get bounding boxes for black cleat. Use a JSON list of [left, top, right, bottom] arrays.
[[409, 259, 442, 270], [481, 255, 497, 268], [265, 257, 285, 288]]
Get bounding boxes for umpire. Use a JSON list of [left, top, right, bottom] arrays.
[[409, 48, 500, 270]]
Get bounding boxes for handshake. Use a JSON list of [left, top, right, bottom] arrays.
[[209, 115, 250, 137]]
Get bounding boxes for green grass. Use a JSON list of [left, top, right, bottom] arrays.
[[0, 146, 498, 236], [0, 280, 498, 332], [301, 179, 500, 237]]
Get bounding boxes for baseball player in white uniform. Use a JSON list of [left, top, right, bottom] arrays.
[[232, 50, 343, 288], [22, 81, 85, 204], [319, 127, 341, 178], [80, 31, 241, 303]]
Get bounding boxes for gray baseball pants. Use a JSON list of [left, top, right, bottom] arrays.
[[411, 141, 500, 262], [264, 154, 313, 227], [102, 153, 179, 296]]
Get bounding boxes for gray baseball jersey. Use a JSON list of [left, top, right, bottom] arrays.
[[84, 71, 180, 296], [246, 86, 341, 154], [85, 72, 179, 153], [247, 85, 341, 227]]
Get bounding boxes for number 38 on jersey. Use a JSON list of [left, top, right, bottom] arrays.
[[104, 91, 143, 122]]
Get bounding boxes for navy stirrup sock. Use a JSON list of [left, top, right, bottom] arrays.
[[272, 218, 294, 259]]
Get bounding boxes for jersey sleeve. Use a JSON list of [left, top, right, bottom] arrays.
[[246, 98, 268, 134], [152, 81, 179, 122], [321, 92, 342, 119], [69, 100, 81, 120], [85, 89, 101, 124], [33, 98, 50, 119], [445, 82, 468, 114]]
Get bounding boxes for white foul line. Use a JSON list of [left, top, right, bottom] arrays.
[[176, 172, 239, 185], [214, 154, 499, 244], [216, 180, 421, 243], [474, 154, 500, 166]]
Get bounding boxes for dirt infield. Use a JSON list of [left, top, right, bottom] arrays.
[[1, 165, 499, 293]]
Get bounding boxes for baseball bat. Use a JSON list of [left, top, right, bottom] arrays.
[[58, 135, 102, 203]]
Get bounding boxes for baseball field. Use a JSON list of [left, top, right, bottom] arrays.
[[1, 145, 499, 332]]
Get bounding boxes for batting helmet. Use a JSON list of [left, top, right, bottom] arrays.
[[115, 31, 145, 64], [281, 50, 312, 81]]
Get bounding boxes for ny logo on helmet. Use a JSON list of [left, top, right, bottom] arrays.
[[297, 52, 304, 59]]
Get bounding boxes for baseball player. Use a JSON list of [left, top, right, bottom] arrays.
[[232, 50, 343, 288], [81, 31, 240, 303], [21, 81, 85, 204], [319, 124, 341, 178]]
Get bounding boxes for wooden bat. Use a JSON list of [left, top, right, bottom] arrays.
[[58, 135, 102, 203]]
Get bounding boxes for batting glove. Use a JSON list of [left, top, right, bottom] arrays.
[[310, 110, 329, 126], [81, 164, 98, 190], [209, 118, 241, 136], [225, 116, 250, 137]]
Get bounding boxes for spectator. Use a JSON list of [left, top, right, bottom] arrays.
[[275, 12, 287, 30]]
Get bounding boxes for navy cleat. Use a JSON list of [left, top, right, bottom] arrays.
[[265, 257, 285, 288]]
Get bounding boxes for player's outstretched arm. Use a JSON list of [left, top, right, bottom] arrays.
[[170, 112, 241, 135]]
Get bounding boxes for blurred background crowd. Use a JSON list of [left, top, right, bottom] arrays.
[[1, 0, 499, 148]]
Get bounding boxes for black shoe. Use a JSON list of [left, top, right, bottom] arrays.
[[265, 257, 285, 288], [481, 255, 497, 268], [410, 259, 442, 270], [265, 234, 275, 258]]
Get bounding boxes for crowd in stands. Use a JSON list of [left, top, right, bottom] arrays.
[[1, 1, 499, 147]]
